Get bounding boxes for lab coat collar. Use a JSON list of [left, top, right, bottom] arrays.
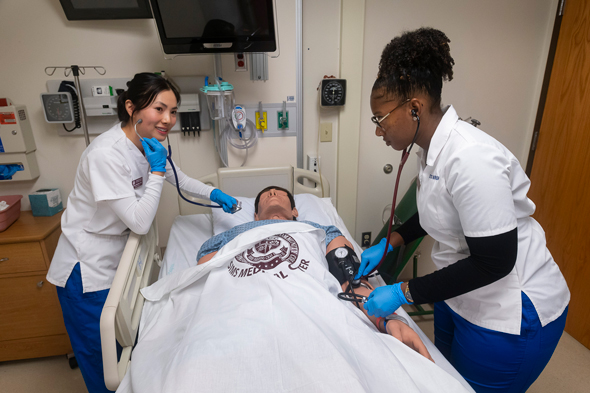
[[426, 105, 459, 167], [116, 122, 143, 154]]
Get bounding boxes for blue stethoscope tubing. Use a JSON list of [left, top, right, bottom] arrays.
[[164, 137, 223, 209], [135, 119, 221, 209]]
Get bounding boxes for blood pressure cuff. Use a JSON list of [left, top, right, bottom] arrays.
[[326, 245, 361, 285]]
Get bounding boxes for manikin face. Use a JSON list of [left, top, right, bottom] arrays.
[[128, 90, 178, 143], [255, 188, 298, 221], [370, 90, 416, 151]]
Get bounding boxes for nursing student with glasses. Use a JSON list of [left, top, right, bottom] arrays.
[[356, 28, 570, 393], [46, 72, 238, 393]]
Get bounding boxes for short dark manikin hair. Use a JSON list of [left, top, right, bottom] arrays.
[[254, 186, 296, 220]]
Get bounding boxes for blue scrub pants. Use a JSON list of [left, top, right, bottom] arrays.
[[434, 292, 568, 393], [56, 263, 117, 393]]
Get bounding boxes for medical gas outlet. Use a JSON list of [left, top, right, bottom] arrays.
[[255, 111, 267, 131], [277, 111, 289, 129], [277, 101, 289, 130]]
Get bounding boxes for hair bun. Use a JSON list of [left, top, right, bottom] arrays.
[[375, 27, 454, 103]]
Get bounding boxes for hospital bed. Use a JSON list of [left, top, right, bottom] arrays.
[[100, 166, 474, 392]]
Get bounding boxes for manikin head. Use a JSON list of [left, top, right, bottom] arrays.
[[254, 186, 298, 221]]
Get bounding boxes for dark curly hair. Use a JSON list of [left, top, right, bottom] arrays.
[[373, 28, 454, 107], [117, 72, 181, 125]]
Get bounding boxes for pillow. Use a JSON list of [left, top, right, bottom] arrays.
[[212, 193, 334, 236]]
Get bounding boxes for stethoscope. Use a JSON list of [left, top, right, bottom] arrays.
[[357, 108, 421, 280], [134, 119, 242, 213]]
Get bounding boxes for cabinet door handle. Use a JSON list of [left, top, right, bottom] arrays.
[[0, 258, 9, 263], [37, 281, 44, 288]]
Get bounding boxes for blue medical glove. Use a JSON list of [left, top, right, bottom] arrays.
[[364, 282, 410, 318], [141, 138, 168, 173], [355, 237, 393, 279], [210, 189, 238, 214]]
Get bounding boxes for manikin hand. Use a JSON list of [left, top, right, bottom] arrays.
[[385, 320, 434, 362]]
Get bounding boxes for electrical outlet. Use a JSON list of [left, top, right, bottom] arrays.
[[361, 232, 372, 248], [307, 154, 319, 173], [234, 53, 247, 71]]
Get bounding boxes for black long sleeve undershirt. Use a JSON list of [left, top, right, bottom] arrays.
[[395, 212, 427, 244], [395, 212, 518, 305]]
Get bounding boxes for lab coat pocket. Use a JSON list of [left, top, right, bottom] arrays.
[[418, 171, 453, 240]]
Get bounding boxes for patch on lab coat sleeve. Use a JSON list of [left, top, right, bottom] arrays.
[[86, 148, 136, 202]]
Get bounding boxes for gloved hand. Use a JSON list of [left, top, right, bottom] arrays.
[[364, 282, 410, 318], [141, 138, 168, 173], [210, 189, 238, 214], [355, 237, 393, 279]]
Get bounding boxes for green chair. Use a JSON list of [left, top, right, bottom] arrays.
[[373, 177, 433, 317]]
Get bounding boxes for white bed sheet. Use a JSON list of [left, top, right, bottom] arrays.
[[157, 213, 474, 392], [159, 214, 213, 279]]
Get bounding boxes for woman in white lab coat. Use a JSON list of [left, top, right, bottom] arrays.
[[46, 72, 237, 393], [356, 28, 570, 393]]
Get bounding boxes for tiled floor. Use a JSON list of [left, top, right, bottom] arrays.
[[2, 315, 589, 393]]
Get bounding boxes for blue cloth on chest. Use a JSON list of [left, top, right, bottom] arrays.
[[197, 220, 342, 261]]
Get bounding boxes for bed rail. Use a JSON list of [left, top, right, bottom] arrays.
[[101, 166, 328, 390], [179, 166, 329, 216], [100, 221, 161, 391]]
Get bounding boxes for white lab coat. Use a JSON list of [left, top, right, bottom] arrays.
[[47, 123, 215, 293], [416, 106, 569, 334]]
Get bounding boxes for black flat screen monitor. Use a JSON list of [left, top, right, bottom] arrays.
[[149, 0, 277, 54], [59, 0, 153, 20]]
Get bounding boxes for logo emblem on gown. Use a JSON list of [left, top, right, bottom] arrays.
[[236, 234, 299, 270], [228, 234, 310, 279]]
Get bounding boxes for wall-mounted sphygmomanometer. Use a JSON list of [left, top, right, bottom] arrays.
[[40, 93, 74, 123], [320, 78, 347, 107], [40, 81, 82, 132]]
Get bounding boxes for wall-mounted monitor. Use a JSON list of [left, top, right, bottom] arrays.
[[149, 0, 277, 55], [59, 0, 153, 20]]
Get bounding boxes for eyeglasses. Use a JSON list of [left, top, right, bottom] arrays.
[[370, 99, 410, 130]]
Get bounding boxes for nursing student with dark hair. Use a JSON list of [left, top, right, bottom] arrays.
[[356, 28, 570, 393], [46, 72, 237, 393]]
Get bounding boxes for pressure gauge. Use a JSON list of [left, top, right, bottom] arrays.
[[335, 248, 349, 259], [40, 92, 75, 123], [320, 79, 346, 107]]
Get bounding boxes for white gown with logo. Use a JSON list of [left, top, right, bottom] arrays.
[[118, 222, 471, 393]]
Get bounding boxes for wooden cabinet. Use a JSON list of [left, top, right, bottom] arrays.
[[0, 211, 72, 361]]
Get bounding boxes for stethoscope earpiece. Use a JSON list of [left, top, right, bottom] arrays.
[[134, 119, 144, 142]]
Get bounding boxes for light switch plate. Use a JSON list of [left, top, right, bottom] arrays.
[[320, 122, 332, 142]]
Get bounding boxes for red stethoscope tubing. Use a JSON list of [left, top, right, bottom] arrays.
[[366, 117, 420, 276]]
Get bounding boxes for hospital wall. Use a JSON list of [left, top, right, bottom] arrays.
[[1, 0, 559, 260], [353, 0, 559, 280], [0, 0, 344, 245]]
